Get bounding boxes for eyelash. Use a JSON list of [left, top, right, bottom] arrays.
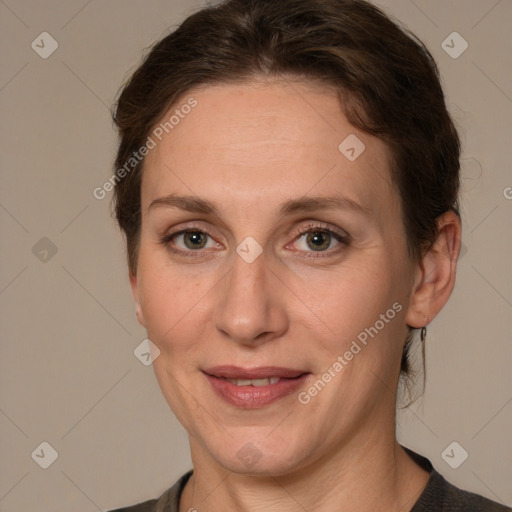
[[293, 222, 349, 258], [160, 222, 350, 259]]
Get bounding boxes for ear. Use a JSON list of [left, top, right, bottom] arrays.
[[405, 211, 462, 329], [129, 271, 146, 327]]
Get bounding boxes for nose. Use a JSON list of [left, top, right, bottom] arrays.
[[213, 247, 289, 347]]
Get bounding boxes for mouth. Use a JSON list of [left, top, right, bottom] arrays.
[[202, 366, 311, 408], [222, 376, 283, 386]]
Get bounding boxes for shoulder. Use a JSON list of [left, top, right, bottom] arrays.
[[413, 470, 511, 511], [107, 500, 157, 512], [404, 447, 511, 512], [106, 470, 193, 512]]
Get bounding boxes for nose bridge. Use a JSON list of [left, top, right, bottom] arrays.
[[213, 247, 287, 344]]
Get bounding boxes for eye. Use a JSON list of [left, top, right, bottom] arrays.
[[291, 222, 349, 256], [160, 222, 349, 260], [160, 227, 221, 258], [175, 230, 212, 250]]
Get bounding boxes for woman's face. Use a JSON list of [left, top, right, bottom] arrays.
[[131, 79, 419, 475]]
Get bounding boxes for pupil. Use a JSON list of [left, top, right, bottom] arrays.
[[185, 231, 206, 249], [307, 232, 329, 251]]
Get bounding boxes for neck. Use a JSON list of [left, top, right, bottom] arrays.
[[179, 426, 429, 512]]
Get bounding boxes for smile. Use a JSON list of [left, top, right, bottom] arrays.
[[224, 377, 282, 386], [203, 366, 310, 408]]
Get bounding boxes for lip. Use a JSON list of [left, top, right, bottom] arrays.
[[203, 366, 310, 408], [203, 365, 307, 379]]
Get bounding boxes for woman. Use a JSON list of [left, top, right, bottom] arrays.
[[108, 0, 510, 510]]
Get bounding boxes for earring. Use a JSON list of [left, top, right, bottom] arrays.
[[420, 326, 427, 344]]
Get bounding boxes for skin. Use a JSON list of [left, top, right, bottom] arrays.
[[129, 78, 461, 511]]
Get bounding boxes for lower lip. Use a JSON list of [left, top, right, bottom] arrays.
[[204, 373, 310, 408]]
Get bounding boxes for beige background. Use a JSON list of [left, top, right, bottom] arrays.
[[0, 0, 511, 510]]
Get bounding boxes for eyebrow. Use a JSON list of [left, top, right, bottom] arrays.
[[147, 193, 371, 217]]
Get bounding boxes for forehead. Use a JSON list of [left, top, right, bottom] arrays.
[[141, 79, 396, 221]]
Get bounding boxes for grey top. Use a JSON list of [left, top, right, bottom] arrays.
[[108, 447, 510, 511]]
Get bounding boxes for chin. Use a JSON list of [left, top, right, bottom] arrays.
[[205, 433, 311, 477], [225, 455, 303, 477]]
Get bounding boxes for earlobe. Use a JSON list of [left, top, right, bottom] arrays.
[[405, 211, 462, 329], [129, 271, 146, 327]]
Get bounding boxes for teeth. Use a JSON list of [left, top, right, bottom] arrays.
[[225, 377, 281, 386]]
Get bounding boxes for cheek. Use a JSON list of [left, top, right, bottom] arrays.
[[305, 267, 407, 406], [137, 251, 214, 356], [304, 258, 408, 387], [302, 261, 397, 334]]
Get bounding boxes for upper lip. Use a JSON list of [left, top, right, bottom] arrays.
[[203, 366, 308, 379]]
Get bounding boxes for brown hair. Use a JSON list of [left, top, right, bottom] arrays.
[[111, 0, 461, 388]]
